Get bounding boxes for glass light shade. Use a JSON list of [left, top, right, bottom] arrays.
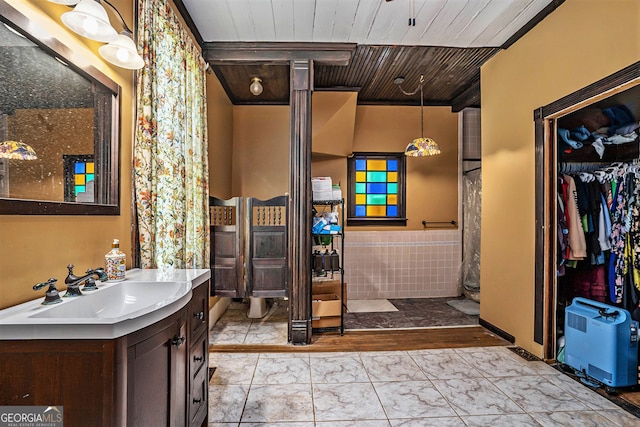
[[0, 140, 38, 160], [404, 137, 441, 157], [47, 0, 81, 5], [61, 0, 118, 43], [99, 32, 144, 69], [250, 77, 263, 96]]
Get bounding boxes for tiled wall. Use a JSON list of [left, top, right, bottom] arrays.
[[462, 108, 481, 160], [343, 230, 462, 300]]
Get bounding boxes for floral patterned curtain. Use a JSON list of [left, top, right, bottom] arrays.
[[135, 0, 209, 268]]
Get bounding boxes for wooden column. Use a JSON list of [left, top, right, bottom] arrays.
[[289, 59, 313, 345], [201, 42, 355, 345]]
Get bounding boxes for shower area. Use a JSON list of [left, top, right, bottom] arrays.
[[327, 107, 483, 329]]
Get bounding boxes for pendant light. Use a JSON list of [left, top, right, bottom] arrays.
[[0, 141, 38, 160], [250, 77, 263, 96], [395, 74, 441, 157], [0, 116, 37, 160]]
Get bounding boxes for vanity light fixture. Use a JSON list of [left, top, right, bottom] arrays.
[[61, 0, 118, 43], [99, 30, 144, 69], [49, 0, 144, 70], [250, 77, 263, 96], [394, 74, 441, 157]]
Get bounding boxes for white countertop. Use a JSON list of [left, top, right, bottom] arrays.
[[0, 268, 211, 340]]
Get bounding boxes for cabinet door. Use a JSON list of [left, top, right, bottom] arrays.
[[127, 317, 187, 427]]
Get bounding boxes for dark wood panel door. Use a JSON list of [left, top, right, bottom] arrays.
[[247, 196, 288, 298], [210, 197, 244, 297]]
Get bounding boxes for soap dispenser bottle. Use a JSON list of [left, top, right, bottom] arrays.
[[105, 239, 126, 281]]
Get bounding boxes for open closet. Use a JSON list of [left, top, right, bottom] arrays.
[[535, 61, 640, 365]]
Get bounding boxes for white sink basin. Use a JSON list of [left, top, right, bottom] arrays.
[[0, 268, 211, 340], [30, 281, 191, 320]]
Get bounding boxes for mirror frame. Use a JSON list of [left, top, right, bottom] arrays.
[[0, 0, 121, 215]]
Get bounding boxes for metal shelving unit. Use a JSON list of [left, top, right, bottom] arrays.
[[311, 199, 345, 334]]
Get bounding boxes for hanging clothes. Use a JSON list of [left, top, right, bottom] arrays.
[[609, 170, 629, 304], [562, 174, 587, 260], [558, 164, 640, 316]]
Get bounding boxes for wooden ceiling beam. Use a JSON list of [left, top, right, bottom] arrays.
[[202, 42, 356, 66], [451, 78, 481, 112]]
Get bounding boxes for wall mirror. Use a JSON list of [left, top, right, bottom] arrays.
[[0, 0, 121, 215]]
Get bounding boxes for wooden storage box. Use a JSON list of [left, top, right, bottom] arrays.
[[312, 280, 347, 311], [312, 293, 342, 317], [312, 316, 341, 328]]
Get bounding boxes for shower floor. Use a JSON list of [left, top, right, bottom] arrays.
[[209, 297, 479, 346], [345, 296, 478, 330]]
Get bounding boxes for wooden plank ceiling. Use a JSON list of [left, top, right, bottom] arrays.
[[179, 0, 564, 109]]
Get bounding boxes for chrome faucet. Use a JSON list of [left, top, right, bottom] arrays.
[[64, 264, 108, 297]]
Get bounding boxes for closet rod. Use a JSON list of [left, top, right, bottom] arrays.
[[558, 162, 610, 174]]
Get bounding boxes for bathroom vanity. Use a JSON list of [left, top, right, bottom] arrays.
[[0, 269, 210, 427]]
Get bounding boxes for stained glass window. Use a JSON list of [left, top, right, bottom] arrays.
[[347, 152, 406, 226], [63, 155, 95, 202]]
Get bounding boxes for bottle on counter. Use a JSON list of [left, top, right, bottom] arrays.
[[105, 239, 126, 281]]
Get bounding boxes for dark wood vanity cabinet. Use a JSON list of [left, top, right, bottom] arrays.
[[187, 281, 210, 426], [0, 280, 210, 427]]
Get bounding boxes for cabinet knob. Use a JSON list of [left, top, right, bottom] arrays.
[[171, 336, 185, 348], [193, 355, 204, 362], [194, 311, 204, 321]]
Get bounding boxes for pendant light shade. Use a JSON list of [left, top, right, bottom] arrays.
[[395, 74, 441, 157], [99, 31, 144, 69], [61, 0, 118, 43], [405, 137, 441, 157], [0, 140, 38, 160]]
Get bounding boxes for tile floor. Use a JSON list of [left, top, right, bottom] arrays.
[[207, 345, 639, 426], [345, 297, 478, 330], [209, 297, 478, 345], [209, 300, 289, 345]]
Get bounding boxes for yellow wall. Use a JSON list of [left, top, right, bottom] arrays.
[[0, 0, 135, 310], [207, 73, 234, 199], [229, 97, 459, 230], [312, 92, 357, 157], [231, 105, 290, 200], [481, 0, 639, 356], [313, 104, 459, 230]]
